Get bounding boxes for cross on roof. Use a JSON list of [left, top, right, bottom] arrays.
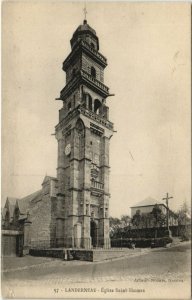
[[83, 4, 88, 20], [162, 192, 173, 207]]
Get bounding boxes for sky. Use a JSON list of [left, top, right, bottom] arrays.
[[2, 2, 191, 217]]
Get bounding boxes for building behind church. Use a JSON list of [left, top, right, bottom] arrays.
[[131, 197, 178, 228]]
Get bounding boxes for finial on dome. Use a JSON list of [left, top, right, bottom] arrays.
[[83, 3, 88, 22]]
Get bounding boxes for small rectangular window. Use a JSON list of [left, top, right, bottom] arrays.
[[68, 102, 71, 111]]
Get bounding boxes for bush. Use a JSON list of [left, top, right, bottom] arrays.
[[181, 233, 190, 241], [111, 237, 173, 248], [111, 238, 151, 248], [135, 239, 152, 248], [151, 237, 173, 248]]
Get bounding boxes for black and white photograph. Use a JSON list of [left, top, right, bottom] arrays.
[[1, 2, 191, 299]]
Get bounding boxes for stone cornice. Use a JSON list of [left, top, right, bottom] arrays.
[[78, 214, 91, 218], [66, 187, 91, 192], [82, 187, 91, 192], [91, 188, 104, 197], [57, 166, 69, 170], [67, 214, 79, 218], [68, 187, 82, 192], [69, 157, 92, 163], [55, 108, 80, 131], [2, 230, 23, 235], [104, 192, 111, 197], [56, 216, 65, 220], [100, 165, 110, 169], [55, 106, 113, 132], [65, 187, 109, 196]]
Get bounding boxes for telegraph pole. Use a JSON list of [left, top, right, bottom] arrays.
[[162, 192, 173, 231]]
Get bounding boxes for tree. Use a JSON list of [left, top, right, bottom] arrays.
[[151, 204, 166, 238], [140, 213, 149, 228], [132, 210, 142, 229], [151, 204, 166, 227], [177, 201, 190, 226], [121, 215, 131, 227], [109, 217, 121, 238], [109, 217, 121, 227], [177, 201, 191, 240]]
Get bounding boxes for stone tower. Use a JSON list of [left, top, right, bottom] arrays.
[[55, 19, 114, 249]]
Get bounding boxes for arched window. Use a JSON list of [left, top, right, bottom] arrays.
[[88, 95, 92, 111], [82, 93, 86, 108], [83, 93, 92, 111], [76, 119, 85, 159], [76, 118, 85, 134], [91, 66, 96, 78], [90, 42, 95, 49], [94, 99, 102, 115]]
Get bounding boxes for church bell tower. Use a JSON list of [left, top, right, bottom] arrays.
[[55, 19, 114, 249]]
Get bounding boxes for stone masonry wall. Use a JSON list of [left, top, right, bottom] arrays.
[[30, 194, 53, 248], [82, 53, 104, 82]]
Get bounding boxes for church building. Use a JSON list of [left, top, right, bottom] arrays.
[[2, 18, 114, 253]]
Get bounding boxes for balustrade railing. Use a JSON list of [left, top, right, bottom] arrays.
[[80, 106, 113, 130], [91, 180, 104, 190], [81, 40, 107, 64], [60, 69, 109, 101], [81, 70, 109, 93]]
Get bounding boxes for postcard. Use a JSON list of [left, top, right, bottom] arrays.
[[1, 2, 191, 299]]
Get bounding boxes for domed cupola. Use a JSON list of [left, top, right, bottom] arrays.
[[61, 18, 109, 101], [70, 20, 99, 51]]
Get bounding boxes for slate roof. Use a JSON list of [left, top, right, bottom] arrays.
[[2, 175, 55, 219], [2, 190, 42, 220], [6, 198, 19, 220], [18, 190, 42, 213], [42, 176, 57, 185], [131, 197, 179, 218], [1, 207, 8, 220], [131, 197, 164, 208]]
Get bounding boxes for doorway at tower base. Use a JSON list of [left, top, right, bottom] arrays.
[[59, 220, 111, 249]]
